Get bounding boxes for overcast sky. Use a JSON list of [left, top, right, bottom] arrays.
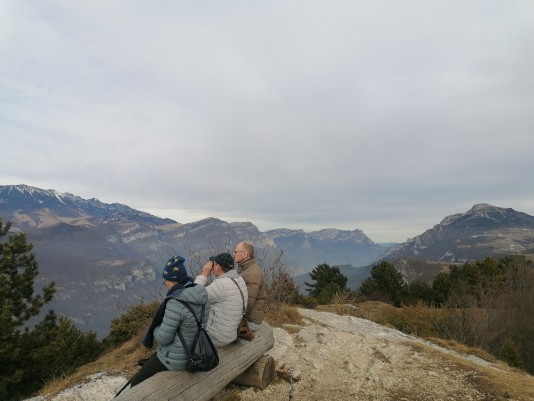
[[1, 1, 534, 243]]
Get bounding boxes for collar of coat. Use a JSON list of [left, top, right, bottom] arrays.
[[238, 258, 256, 271]]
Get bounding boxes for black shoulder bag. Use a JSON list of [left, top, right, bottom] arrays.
[[177, 301, 219, 372]]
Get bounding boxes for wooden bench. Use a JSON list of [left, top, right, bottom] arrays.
[[114, 322, 275, 401]]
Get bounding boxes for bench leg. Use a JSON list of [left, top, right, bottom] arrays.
[[232, 355, 275, 390]]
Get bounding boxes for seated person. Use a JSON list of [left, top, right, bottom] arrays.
[[128, 256, 209, 389], [195, 252, 248, 347], [234, 241, 266, 331]]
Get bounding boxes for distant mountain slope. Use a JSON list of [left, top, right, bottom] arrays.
[[0, 186, 280, 336], [0, 184, 176, 228], [267, 228, 390, 274], [292, 204, 534, 292], [0, 184, 386, 336], [4, 185, 534, 336], [386, 203, 534, 263]]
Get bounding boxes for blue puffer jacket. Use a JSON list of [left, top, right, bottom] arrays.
[[153, 284, 209, 370]]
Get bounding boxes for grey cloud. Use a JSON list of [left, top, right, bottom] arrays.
[[1, 1, 534, 242]]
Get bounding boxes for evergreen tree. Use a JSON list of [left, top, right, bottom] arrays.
[[1, 218, 101, 400], [19, 311, 101, 394], [431, 271, 451, 305], [500, 338, 524, 369], [359, 261, 407, 307], [0, 218, 56, 398], [406, 281, 435, 305], [305, 263, 348, 304], [448, 257, 506, 306]]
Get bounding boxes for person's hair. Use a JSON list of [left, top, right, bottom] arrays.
[[219, 265, 232, 273], [170, 276, 190, 284], [241, 241, 255, 258]]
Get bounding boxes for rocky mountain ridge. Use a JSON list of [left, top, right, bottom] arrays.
[[386, 203, 534, 263], [266, 226, 388, 270], [0, 184, 174, 226], [0, 185, 387, 336], [2, 185, 534, 337]]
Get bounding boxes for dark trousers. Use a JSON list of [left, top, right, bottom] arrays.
[[130, 352, 169, 387]]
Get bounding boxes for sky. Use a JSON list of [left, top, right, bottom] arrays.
[[1, 1, 534, 243]]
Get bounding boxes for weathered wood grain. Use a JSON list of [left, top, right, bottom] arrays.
[[232, 354, 275, 389]]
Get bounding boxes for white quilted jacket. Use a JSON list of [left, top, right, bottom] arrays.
[[194, 269, 248, 347]]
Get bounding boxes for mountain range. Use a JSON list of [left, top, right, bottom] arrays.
[[387, 202, 534, 262], [2, 184, 534, 337]]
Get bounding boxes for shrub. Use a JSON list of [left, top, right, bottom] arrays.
[[381, 301, 440, 337], [261, 250, 301, 321], [500, 339, 524, 369], [295, 294, 318, 309], [104, 301, 159, 348]]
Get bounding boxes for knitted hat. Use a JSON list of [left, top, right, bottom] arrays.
[[209, 252, 234, 270], [162, 255, 188, 283]]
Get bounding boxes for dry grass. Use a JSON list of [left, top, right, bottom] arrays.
[[379, 302, 446, 337], [405, 342, 534, 401], [265, 303, 306, 335], [38, 331, 152, 397], [317, 301, 398, 323], [426, 337, 498, 363], [264, 302, 305, 328], [466, 365, 534, 401]]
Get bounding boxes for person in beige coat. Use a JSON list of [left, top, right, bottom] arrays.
[[233, 242, 266, 331]]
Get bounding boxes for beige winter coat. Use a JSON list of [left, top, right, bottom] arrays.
[[238, 258, 266, 324]]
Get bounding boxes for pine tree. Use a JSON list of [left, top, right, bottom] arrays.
[[359, 261, 407, 307], [20, 311, 101, 393], [0, 218, 56, 399], [305, 263, 348, 304], [431, 271, 451, 305]]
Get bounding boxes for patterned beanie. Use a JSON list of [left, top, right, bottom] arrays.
[[162, 255, 188, 283]]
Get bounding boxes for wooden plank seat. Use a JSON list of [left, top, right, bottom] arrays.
[[114, 322, 275, 401]]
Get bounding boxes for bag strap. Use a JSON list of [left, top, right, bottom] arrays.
[[230, 278, 246, 315], [176, 300, 205, 354], [178, 300, 205, 325]]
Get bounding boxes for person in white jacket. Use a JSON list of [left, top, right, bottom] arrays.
[[195, 252, 248, 347]]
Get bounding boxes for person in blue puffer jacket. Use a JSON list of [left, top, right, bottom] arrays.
[[127, 255, 209, 388]]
